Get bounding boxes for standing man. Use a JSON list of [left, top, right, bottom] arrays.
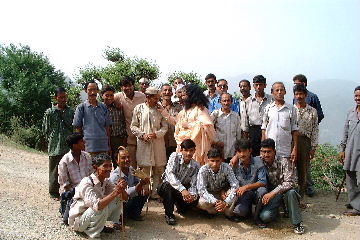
[[203, 73, 219, 103], [293, 84, 318, 205], [114, 76, 146, 168], [246, 75, 273, 156], [131, 87, 168, 199], [340, 86, 360, 216], [262, 82, 298, 163], [211, 93, 242, 163], [43, 87, 74, 199], [139, 77, 150, 94], [158, 139, 200, 225], [160, 83, 183, 159], [293, 74, 323, 196], [171, 77, 184, 103], [258, 138, 304, 234], [101, 85, 127, 168], [209, 79, 240, 114], [73, 80, 112, 155], [238, 79, 251, 138]]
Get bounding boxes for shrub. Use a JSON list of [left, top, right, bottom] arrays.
[[9, 116, 41, 149]]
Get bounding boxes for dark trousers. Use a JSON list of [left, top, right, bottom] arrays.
[[233, 187, 267, 220], [249, 126, 262, 157], [297, 135, 311, 198], [124, 195, 147, 218], [49, 155, 63, 197], [166, 146, 177, 161], [346, 170, 360, 211], [157, 182, 198, 217]]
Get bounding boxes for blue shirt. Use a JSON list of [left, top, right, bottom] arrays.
[[233, 157, 267, 186], [208, 95, 240, 114], [109, 166, 140, 198], [73, 100, 112, 152], [293, 90, 324, 123]]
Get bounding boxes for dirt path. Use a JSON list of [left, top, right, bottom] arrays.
[[0, 141, 359, 240]]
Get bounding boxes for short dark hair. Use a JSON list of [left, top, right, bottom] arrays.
[[180, 139, 196, 150], [234, 139, 252, 151], [66, 133, 83, 149], [101, 84, 116, 95], [92, 153, 112, 167], [161, 83, 171, 90], [271, 82, 285, 93], [207, 148, 221, 159], [120, 76, 135, 87], [293, 84, 307, 94], [293, 74, 307, 84], [253, 75, 266, 83], [205, 73, 216, 81], [217, 79, 227, 85], [220, 92, 233, 102], [239, 79, 250, 87], [261, 138, 276, 150], [84, 80, 98, 90], [54, 87, 67, 96], [354, 86, 360, 92]]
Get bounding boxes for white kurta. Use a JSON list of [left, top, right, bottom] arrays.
[[131, 103, 168, 167]]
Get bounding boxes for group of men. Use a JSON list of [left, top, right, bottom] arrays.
[[41, 72, 360, 239]]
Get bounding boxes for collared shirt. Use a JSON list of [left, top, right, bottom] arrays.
[[73, 100, 112, 152], [204, 89, 220, 103], [106, 103, 127, 138], [294, 104, 319, 149], [109, 166, 140, 198], [233, 157, 267, 186], [211, 109, 242, 159], [293, 90, 324, 123], [197, 163, 239, 204], [58, 150, 93, 192], [262, 102, 298, 158], [208, 95, 240, 114], [264, 156, 295, 194], [114, 91, 146, 145], [68, 173, 115, 227], [161, 101, 182, 148], [42, 105, 74, 156], [164, 152, 200, 196], [247, 94, 273, 126]]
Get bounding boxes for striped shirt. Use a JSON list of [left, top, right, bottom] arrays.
[[197, 163, 238, 204], [247, 94, 273, 126], [164, 152, 200, 196], [58, 150, 93, 192], [106, 103, 127, 138]]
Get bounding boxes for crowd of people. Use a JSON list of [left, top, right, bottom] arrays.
[[41, 73, 360, 239]]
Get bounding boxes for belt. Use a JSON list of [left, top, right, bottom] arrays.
[[249, 125, 261, 129]]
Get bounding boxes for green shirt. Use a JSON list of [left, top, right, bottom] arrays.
[[42, 105, 75, 156]]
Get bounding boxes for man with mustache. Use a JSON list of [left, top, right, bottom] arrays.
[[203, 73, 220, 103], [208, 79, 240, 114], [73, 80, 112, 156], [238, 79, 251, 138]]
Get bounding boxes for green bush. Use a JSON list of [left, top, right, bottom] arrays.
[[167, 71, 206, 90], [311, 144, 345, 190], [9, 116, 41, 149]]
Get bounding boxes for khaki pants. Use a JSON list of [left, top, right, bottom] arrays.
[[139, 166, 165, 198], [198, 191, 235, 217]]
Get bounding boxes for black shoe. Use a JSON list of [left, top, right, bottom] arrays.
[[345, 203, 353, 209], [165, 215, 176, 225], [226, 215, 242, 223]]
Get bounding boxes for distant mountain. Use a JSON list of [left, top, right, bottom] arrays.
[[226, 77, 358, 146]]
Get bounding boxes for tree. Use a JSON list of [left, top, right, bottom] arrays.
[[0, 44, 67, 147], [167, 71, 206, 90], [76, 47, 160, 90]]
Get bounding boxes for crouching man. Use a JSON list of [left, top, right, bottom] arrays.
[[258, 139, 304, 234], [68, 153, 128, 239], [197, 148, 238, 218], [109, 146, 150, 221], [229, 139, 267, 222], [158, 139, 200, 225]]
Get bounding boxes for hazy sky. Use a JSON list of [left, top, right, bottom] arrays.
[[1, 0, 359, 87]]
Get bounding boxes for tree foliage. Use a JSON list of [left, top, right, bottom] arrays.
[[76, 47, 160, 90], [167, 71, 206, 89], [0, 44, 67, 137]]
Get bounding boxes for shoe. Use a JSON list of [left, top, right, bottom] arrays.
[[112, 223, 122, 230], [257, 222, 267, 229], [343, 209, 360, 216], [294, 223, 305, 234], [226, 215, 242, 223], [165, 215, 177, 225], [101, 226, 115, 233], [345, 203, 353, 209]]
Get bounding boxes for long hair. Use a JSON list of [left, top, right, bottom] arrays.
[[184, 84, 209, 110]]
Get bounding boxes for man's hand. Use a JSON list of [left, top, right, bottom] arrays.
[[215, 200, 227, 212], [262, 192, 276, 205], [115, 179, 128, 195], [148, 133, 157, 140], [220, 190, 228, 200], [140, 177, 150, 185], [181, 189, 195, 203], [236, 186, 248, 197], [64, 185, 72, 192], [290, 147, 298, 164], [339, 152, 345, 165], [229, 156, 239, 167]]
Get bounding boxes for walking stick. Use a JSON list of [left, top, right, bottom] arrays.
[[117, 149, 126, 239], [336, 174, 346, 202]]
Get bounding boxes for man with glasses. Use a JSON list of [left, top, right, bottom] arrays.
[[208, 79, 240, 114]]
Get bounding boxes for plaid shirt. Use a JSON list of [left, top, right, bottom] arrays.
[[42, 105, 74, 156], [197, 163, 238, 204], [106, 103, 127, 138], [164, 152, 200, 196], [58, 150, 93, 192], [294, 104, 319, 150], [264, 156, 295, 194]]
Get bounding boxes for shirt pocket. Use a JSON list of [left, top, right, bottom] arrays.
[[279, 114, 290, 131]]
